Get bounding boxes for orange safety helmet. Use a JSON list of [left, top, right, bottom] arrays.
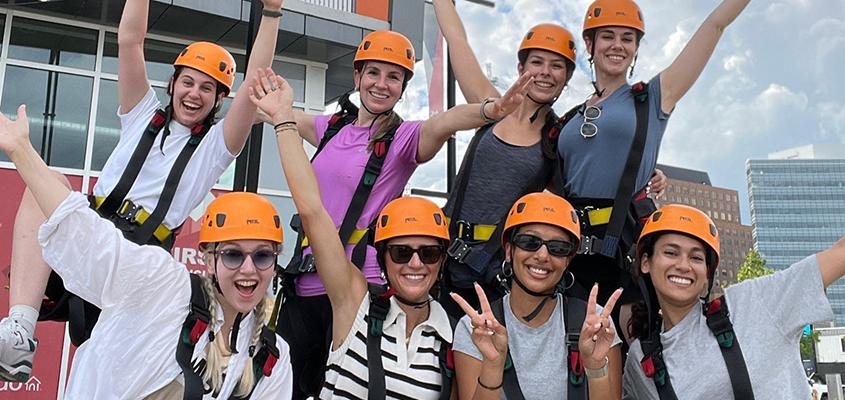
[[199, 192, 283, 246], [518, 23, 577, 65], [173, 41, 237, 94], [502, 192, 581, 248], [374, 197, 449, 244], [636, 204, 720, 269], [353, 30, 415, 79], [583, 0, 645, 35]]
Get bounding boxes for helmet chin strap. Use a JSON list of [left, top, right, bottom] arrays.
[[525, 92, 561, 124], [394, 295, 433, 309], [588, 40, 606, 98], [512, 272, 557, 322]]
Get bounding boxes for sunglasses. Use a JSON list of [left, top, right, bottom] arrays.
[[579, 105, 601, 139], [213, 249, 278, 271], [386, 245, 446, 264], [512, 234, 576, 258]]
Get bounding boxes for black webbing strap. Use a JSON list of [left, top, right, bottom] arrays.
[[552, 103, 587, 196], [177, 274, 212, 400], [132, 124, 210, 244], [97, 108, 169, 216], [239, 327, 281, 400], [564, 296, 588, 399], [489, 296, 588, 399], [600, 82, 650, 258], [437, 333, 455, 400], [640, 335, 678, 400], [366, 284, 392, 400], [705, 297, 754, 399], [445, 124, 493, 239]]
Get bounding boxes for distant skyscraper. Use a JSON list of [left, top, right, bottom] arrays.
[[656, 164, 753, 297], [747, 144, 845, 325]]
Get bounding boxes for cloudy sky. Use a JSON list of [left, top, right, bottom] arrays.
[[394, 0, 845, 223]]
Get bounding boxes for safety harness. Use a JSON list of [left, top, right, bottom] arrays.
[[555, 82, 655, 266], [489, 295, 588, 399], [95, 107, 209, 246], [365, 284, 454, 400], [283, 96, 398, 280], [176, 274, 280, 400], [639, 296, 754, 399], [445, 123, 556, 284]]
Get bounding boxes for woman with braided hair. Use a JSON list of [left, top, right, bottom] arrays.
[[0, 106, 292, 397]]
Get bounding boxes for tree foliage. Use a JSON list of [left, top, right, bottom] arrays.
[[736, 249, 775, 283]]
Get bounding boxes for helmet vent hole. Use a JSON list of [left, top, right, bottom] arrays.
[[219, 62, 227, 72], [526, 31, 535, 40], [433, 214, 443, 225], [516, 203, 526, 213], [594, 8, 602, 17], [363, 41, 372, 50], [215, 214, 226, 228], [380, 215, 389, 228], [651, 211, 662, 222], [274, 215, 281, 229]]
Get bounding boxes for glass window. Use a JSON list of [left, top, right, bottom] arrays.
[[91, 79, 168, 171], [1, 66, 93, 169], [0, 14, 6, 56], [257, 108, 312, 191], [273, 60, 306, 103], [8, 17, 97, 70], [102, 33, 186, 82], [262, 194, 298, 266]]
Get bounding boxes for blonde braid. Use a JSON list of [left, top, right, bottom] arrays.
[[200, 274, 226, 395]]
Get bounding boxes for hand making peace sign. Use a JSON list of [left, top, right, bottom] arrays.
[[579, 284, 623, 369], [451, 283, 509, 364]]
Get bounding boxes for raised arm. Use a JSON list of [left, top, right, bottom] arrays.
[[117, 0, 152, 114], [659, 0, 751, 113], [432, 0, 499, 103], [222, 0, 283, 154], [416, 72, 532, 162], [249, 69, 368, 344], [818, 236, 845, 288]]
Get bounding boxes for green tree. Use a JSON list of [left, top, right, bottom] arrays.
[[736, 249, 775, 282], [735, 249, 819, 360]]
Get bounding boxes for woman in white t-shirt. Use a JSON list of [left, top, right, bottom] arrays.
[[0, 0, 284, 381], [585, 203, 845, 399], [450, 191, 624, 399], [0, 109, 292, 398]]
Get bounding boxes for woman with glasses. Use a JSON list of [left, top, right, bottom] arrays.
[[554, 0, 751, 337], [450, 192, 624, 399], [252, 71, 457, 398], [0, 108, 292, 398], [582, 204, 845, 399], [432, 0, 667, 320]]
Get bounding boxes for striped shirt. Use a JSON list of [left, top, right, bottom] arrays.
[[320, 293, 454, 399]]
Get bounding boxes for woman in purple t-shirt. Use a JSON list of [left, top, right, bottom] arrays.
[[269, 30, 531, 398]]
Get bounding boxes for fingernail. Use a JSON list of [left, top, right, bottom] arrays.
[[593, 283, 598, 288]]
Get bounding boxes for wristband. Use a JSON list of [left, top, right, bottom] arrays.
[[273, 121, 296, 131], [479, 97, 498, 123], [477, 376, 503, 391], [585, 356, 609, 379], [262, 8, 283, 18]]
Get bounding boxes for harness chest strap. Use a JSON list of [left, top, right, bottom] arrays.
[[489, 296, 588, 400], [177, 274, 280, 400], [365, 284, 454, 400], [640, 296, 754, 399], [92, 196, 173, 243]]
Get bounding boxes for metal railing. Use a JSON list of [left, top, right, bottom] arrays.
[[300, 0, 355, 13]]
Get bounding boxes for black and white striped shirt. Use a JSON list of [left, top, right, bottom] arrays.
[[320, 293, 453, 399]]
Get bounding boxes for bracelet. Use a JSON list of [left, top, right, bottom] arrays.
[[262, 8, 283, 18], [477, 376, 503, 391], [273, 121, 296, 131], [479, 97, 498, 123], [584, 356, 609, 379], [274, 127, 298, 135]]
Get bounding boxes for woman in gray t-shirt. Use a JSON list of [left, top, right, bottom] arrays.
[[450, 192, 624, 399], [608, 204, 845, 398]]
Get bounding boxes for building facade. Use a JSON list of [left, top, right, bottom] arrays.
[[0, 2, 425, 398], [656, 164, 753, 297], [747, 145, 845, 325]]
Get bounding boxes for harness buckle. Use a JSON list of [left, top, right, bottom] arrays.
[[298, 254, 316, 273], [454, 220, 474, 241], [447, 238, 472, 263], [577, 235, 602, 255], [116, 200, 141, 222]]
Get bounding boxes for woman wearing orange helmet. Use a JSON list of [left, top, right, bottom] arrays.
[[578, 204, 845, 398], [252, 72, 458, 398], [552, 0, 751, 336], [432, 0, 668, 320], [449, 192, 624, 399], [0, 0, 285, 383], [268, 28, 530, 398], [0, 111, 293, 397]]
